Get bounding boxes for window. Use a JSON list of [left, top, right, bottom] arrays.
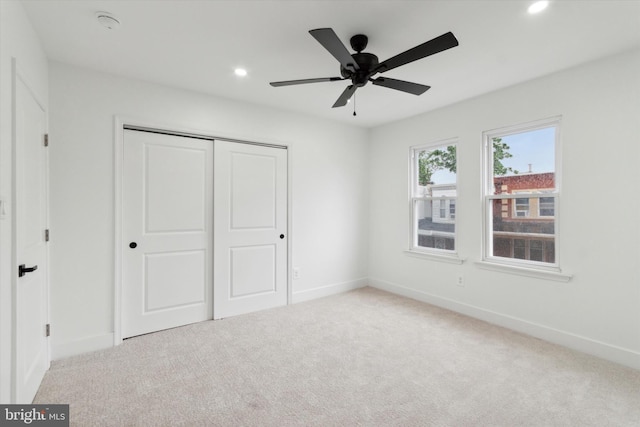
[[514, 198, 529, 217], [539, 197, 554, 216], [483, 117, 560, 268], [513, 239, 526, 259], [410, 140, 457, 254]]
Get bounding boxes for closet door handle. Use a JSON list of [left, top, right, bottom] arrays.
[[18, 264, 38, 277]]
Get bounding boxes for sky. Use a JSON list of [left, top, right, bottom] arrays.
[[500, 127, 555, 175], [429, 126, 555, 186]]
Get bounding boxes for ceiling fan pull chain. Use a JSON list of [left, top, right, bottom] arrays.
[[353, 93, 357, 116]]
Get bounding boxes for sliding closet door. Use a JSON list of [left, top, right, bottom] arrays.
[[122, 130, 213, 338], [213, 140, 288, 319]]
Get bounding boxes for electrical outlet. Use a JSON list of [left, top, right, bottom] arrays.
[[456, 275, 464, 287], [293, 268, 301, 280]]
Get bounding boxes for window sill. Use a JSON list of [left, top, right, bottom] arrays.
[[405, 250, 465, 265], [475, 260, 572, 282]]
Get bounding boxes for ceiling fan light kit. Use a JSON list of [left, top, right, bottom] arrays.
[[270, 28, 459, 111]]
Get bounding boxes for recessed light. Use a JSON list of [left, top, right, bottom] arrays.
[[234, 68, 248, 77], [528, 1, 549, 14], [96, 11, 120, 30]]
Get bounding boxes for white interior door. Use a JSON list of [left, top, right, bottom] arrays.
[[214, 140, 288, 319], [122, 130, 213, 338], [15, 74, 49, 403]]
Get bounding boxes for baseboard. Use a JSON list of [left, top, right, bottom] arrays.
[[51, 333, 114, 361], [292, 277, 368, 304], [369, 277, 640, 371], [50, 279, 367, 359]]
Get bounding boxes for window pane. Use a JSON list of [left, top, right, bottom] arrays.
[[493, 237, 512, 258], [412, 141, 457, 253], [513, 239, 526, 259], [486, 124, 558, 266], [539, 197, 555, 216], [491, 127, 556, 196], [530, 240, 543, 262], [515, 198, 529, 217], [415, 199, 455, 251], [491, 196, 555, 263], [416, 145, 456, 188]]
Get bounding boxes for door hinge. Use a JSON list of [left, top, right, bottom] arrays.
[[45, 229, 50, 242], [45, 324, 50, 337], [44, 134, 49, 147]]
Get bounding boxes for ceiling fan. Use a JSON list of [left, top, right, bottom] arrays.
[[270, 28, 459, 109]]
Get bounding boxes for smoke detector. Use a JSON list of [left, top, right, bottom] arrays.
[[96, 12, 121, 30]]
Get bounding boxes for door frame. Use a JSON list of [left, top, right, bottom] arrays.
[[10, 59, 50, 402], [113, 116, 292, 345]]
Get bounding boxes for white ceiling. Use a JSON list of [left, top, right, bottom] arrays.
[[21, 0, 640, 128]]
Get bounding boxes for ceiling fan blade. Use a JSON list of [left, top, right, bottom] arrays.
[[332, 85, 357, 108], [310, 28, 360, 72], [270, 77, 344, 87], [375, 32, 459, 74], [371, 77, 430, 95]]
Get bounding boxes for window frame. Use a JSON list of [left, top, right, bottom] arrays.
[[408, 138, 460, 260], [482, 116, 562, 272]]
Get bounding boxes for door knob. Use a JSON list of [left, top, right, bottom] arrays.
[[129, 242, 137, 249], [18, 264, 38, 277], [279, 234, 285, 239]]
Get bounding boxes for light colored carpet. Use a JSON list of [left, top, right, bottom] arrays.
[[35, 287, 640, 426]]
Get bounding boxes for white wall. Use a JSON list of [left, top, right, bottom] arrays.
[[48, 62, 369, 358], [0, 0, 49, 403], [368, 49, 640, 369]]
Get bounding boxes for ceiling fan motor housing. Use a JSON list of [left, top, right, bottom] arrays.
[[341, 52, 379, 87]]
